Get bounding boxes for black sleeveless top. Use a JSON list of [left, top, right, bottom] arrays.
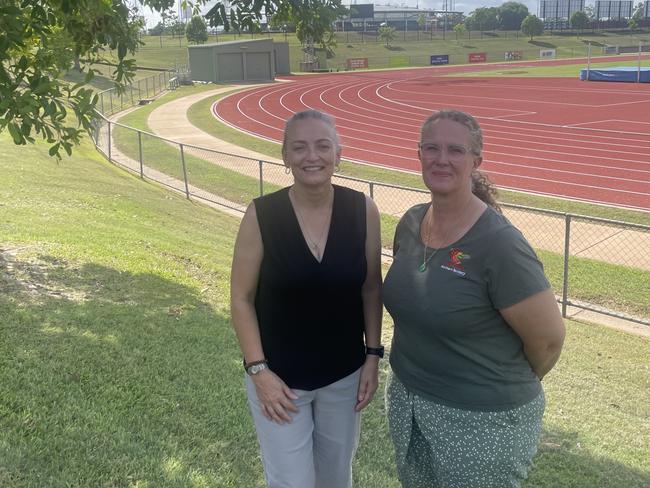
[[253, 185, 367, 390]]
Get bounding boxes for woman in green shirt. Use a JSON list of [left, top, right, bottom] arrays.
[[384, 110, 566, 487]]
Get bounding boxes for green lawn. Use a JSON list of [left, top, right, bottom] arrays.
[[110, 30, 650, 72], [461, 59, 650, 77], [112, 85, 282, 206], [1, 132, 649, 487]]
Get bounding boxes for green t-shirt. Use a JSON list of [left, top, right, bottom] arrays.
[[384, 204, 550, 411]]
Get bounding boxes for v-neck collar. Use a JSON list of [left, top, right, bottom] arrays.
[[286, 185, 337, 264]]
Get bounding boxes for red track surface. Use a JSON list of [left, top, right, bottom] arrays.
[[214, 58, 650, 210]]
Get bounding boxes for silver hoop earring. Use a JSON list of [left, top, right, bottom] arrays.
[[285, 167, 291, 175]]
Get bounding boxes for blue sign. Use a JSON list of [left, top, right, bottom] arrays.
[[430, 55, 449, 65]]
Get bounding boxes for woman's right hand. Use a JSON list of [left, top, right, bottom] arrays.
[[251, 369, 299, 424]]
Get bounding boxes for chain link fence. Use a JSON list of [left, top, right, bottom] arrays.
[[90, 112, 650, 327], [322, 44, 649, 72], [96, 70, 176, 117]]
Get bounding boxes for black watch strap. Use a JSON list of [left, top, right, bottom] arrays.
[[366, 345, 384, 358]]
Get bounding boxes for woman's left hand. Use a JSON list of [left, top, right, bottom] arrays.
[[355, 356, 380, 411]]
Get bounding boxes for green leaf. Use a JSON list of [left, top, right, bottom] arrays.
[[117, 42, 127, 60], [48, 143, 60, 157], [17, 56, 28, 71], [7, 122, 25, 144]]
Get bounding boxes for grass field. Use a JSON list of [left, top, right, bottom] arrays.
[[107, 30, 650, 72], [1, 131, 649, 486], [461, 59, 650, 77]]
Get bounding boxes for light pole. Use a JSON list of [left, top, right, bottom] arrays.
[[283, 24, 288, 42]]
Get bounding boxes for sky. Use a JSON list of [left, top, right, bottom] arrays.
[[138, 0, 543, 28]]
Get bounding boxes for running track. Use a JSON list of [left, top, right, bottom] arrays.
[[214, 57, 650, 210]]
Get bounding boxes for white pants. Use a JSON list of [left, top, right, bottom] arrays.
[[246, 368, 362, 488]]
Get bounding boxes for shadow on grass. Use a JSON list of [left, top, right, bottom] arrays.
[[385, 46, 405, 51], [583, 39, 606, 47], [62, 70, 116, 91], [525, 427, 650, 487], [1, 253, 647, 487], [0, 253, 264, 487], [529, 40, 557, 48]]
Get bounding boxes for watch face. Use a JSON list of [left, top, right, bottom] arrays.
[[249, 363, 267, 375]]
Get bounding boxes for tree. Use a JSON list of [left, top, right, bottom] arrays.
[[497, 2, 529, 31], [628, 18, 638, 30], [1, 0, 345, 159], [520, 15, 544, 40], [570, 11, 589, 35], [0, 0, 146, 159], [158, 8, 174, 47], [205, 0, 345, 35], [270, 1, 346, 57], [378, 25, 397, 47], [186, 15, 208, 44], [417, 14, 426, 32], [149, 21, 166, 36], [465, 7, 499, 31], [583, 5, 596, 21], [169, 18, 186, 38], [453, 23, 467, 41], [632, 2, 645, 20]]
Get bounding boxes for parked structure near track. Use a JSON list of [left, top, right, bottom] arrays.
[[188, 39, 290, 83]]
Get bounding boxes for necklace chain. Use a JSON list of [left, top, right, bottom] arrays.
[[291, 187, 333, 261], [420, 205, 444, 273], [420, 197, 476, 272]]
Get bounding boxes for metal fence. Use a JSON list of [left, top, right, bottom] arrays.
[[89, 112, 650, 327], [96, 70, 176, 117]]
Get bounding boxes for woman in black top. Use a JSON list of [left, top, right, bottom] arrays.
[[230, 110, 383, 488]]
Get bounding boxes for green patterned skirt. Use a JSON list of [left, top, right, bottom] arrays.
[[385, 372, 545, 488]]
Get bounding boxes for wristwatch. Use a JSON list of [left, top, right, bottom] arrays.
[[244, 359, 269, 376], [366, 345, 384, 358], [246, 362, 268, 375]]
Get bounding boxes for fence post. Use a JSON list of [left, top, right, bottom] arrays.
[[138, 131, 144, 178], [109, 91, 114, 114], [259, 160, 264, 196], [145, 77, 149, 98], [107, 121, 112, 161], [369, 181, 374, 200], [561, 214, 572, 318], [180, 143, 190, 198], [100, 93, 105, 114]]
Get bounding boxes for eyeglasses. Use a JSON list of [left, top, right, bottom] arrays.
[[418, 143, 474, 161]]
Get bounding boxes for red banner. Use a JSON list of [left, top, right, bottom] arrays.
[[346, 58, 369, 70], [468, 52, 487, 63]]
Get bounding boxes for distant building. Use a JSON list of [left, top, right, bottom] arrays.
[[335, 3, 461, 31]]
